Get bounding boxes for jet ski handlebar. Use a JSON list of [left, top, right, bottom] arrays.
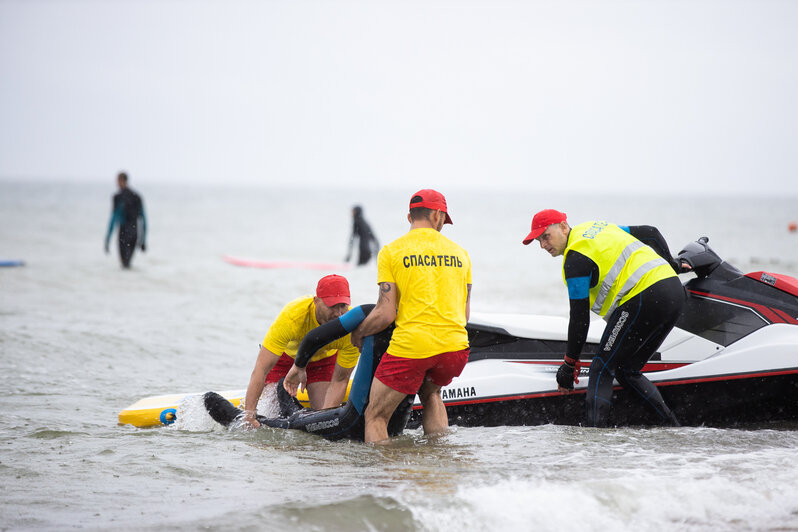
[[676, 236, 743, 280]]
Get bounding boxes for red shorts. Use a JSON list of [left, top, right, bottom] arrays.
[[264, 352, 337, 384], [374, 349, 470, 395]]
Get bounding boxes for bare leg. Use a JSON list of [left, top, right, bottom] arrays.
[[364, 378, 408, 443], [418, 380, 448, 435], [305, 381, 330, 410]]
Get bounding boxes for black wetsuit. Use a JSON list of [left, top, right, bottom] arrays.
[[564, 225, 685, 427], [346, 207, 379, 266], [106, 188, 147, 268], [204, 305, 413, 440]]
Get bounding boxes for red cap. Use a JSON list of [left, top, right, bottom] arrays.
[[522, 209, 567, 245], [409, 189, 453, 224], [316, 274, 351, 306]]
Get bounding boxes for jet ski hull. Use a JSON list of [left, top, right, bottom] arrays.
[[408, 295, 798, 428], [406, 238, 798, 428], [428, 367, 798, 428]]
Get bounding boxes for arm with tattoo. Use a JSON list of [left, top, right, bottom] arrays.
[[350, 282, 398, 348], [466, 284, 472, 321]]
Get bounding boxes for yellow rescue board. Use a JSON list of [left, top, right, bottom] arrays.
[[118, 382, 351, 428]]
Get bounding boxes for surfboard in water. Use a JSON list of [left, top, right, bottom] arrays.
[[118, 383, 351, 428], [0, 260, 25, 267], [223, 255, 352, 270], [118, 389, 246, 427]]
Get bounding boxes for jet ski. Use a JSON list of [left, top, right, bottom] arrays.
[[409, 236, 798, 428]]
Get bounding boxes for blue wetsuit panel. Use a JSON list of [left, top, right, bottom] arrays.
[[348, 336, 374, 414], [567, 276, 591, 300], [339, 306, 366, 333]]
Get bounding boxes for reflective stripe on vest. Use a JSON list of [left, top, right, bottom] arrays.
[[602, 255, 669, 317], [592, 239, 645, 314], [563, 221, 674, 317]]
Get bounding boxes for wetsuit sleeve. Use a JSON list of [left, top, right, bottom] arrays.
[[626, 225, 681, 273], [294, 305, 375, 368], [564, 250, 597, 359], [333, 304, 374, 368], [353, 217, 365, 239], [138, 197, 147, 245], [330, 329, 364, 369], [105, 199, 122, 245]]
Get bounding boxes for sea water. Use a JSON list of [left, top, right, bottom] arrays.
[[2, 179, 798, 531]]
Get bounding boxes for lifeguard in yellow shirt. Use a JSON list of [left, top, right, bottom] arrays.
[[352, 189, 472, 443], [242, 275, 357, 428]]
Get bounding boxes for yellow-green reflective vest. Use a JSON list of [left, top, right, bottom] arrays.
[[562, 221, 676, 318]]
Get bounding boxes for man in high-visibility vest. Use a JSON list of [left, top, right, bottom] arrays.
[[523, 209, 686, 427]]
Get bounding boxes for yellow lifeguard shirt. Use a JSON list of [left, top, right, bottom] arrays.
[[377, 228, 472, 359], [261, 296, 360, 368]]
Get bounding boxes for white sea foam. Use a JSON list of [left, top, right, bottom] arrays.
[[172, 384, 281, 432], [402, 469, 798, 532], [173, 393, 221, 432]]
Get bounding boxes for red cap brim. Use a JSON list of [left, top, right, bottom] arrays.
[[522, 226, 546, 245], [320, 295, 351, 307]]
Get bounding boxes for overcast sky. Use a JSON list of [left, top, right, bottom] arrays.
[[1, 0, 796, 195]]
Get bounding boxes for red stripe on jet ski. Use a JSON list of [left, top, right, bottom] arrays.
[[411, 368, 798, 410], [642, 363, 689, 372], [506, 361, 566, 365], [771, 308, 798, 325], [689, 290, 786, 324]]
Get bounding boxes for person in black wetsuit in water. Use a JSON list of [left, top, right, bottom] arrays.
[[105, 171, 147, 268], [345, 206, 380, 266], [204, 304, 414, 441]]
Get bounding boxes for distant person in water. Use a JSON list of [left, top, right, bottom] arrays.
[[104, 172, 147, 268], [345, 205, 380, 266]]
